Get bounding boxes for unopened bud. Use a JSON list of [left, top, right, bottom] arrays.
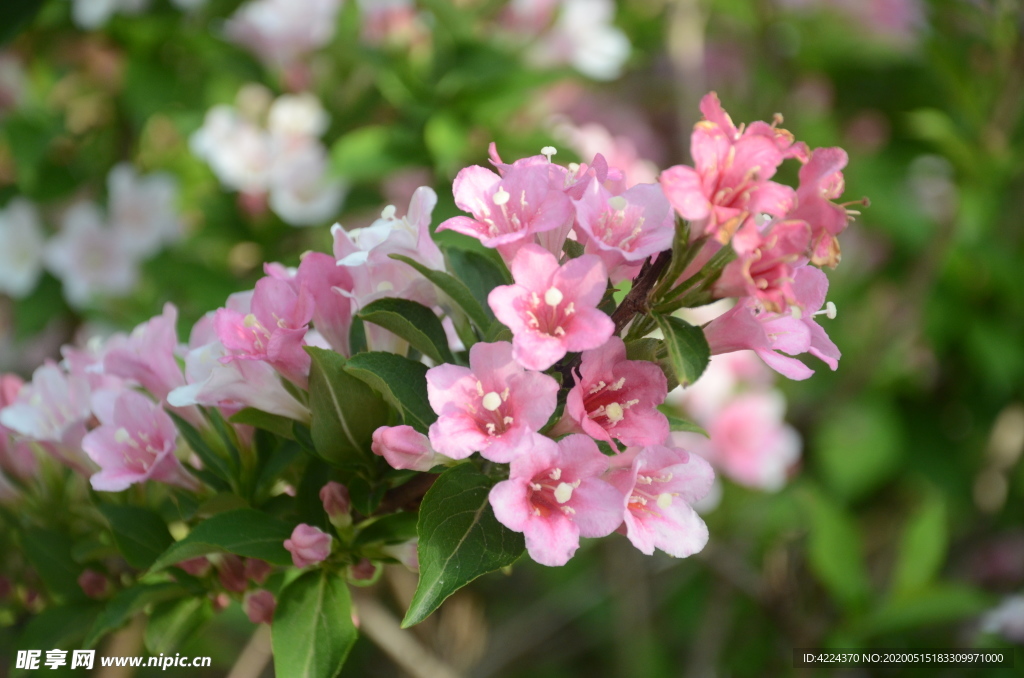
[[372, 425, 445, 472], [284, 524, 332, 568], [320, 481, 352, 528], [244, 590, 277, 625], [78, 570, 109, 599]]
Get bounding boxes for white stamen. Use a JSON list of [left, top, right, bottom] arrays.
[[381, 204, 397, 220], [826, 301, 837, 319], [554, 482, 574, 504], [656, 493, 673, 508], [376, 280, 394, 292], [790, 306, 803, 320], [605, 402, 625, 424], [568, 162, 580, 174], [608, 377, 626, 391], [492, 188, 510, 206], [549, 468, 562, 481], [544, 287, 564, 307], [476, 381, 484, 396], [530, 482, 543, 491], [243, 313, 259, 328], [541, 146, 557, 161], [482, 391, 502, 411], [503, 416, 514, 425], [608, 196, 627, 211], [560, 506, 576, 515], [114, 428, 132, 444]]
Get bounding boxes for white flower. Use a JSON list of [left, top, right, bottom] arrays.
[[269, 142, 347, 227], [225, 0, 344, 66], [267, 93, 330, 139], [528, 0, 631, 81], [190, 105, 274, 193], [71, 0, 150, 30], [0, 198, 44, 298], [108, 163, 182, 257]]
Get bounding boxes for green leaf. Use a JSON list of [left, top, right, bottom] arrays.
[[144, 597, 213, 655], [22, 528, 86, 600], [84, 583, 186, 648], [99, 505, 175, 570], [150, 508, 295, 571], [272, 570, 358, 678], [889, 490, 947, 600], [815, 400, 903, 502], [402, 465, 524, 627], [230, 407, 298, 441], [345, 352, 436, 434], [331, 126, 407, 181], [306, 347, 390, 470], [390, 254, 492, 330], [653, 315, 710, 388], [14, 603, 101, 677], [445, 247, 509, 314], [168, 411, 236, 486], [861, 585, 991, 638], [353, 511, 419, 547], [358, 297, 455, 365], [800, 487, 871, 612], [658, 409, 710, 438]]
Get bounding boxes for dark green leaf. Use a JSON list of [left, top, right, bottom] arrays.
[[354, 511, 419, 547], [331, 126, 408, 181], [0, 0, 45, 44], [389, 254, 492, 330], [99, 505, 175, 570], [144, 597, 213, 655], [22, 528, 86, 600], [345, 351, 436, 434], [230, 407, 298, 440], [816, 400, 903, 502], [890, 490, 947, 600], [306, 347, 390, 470], [168, 411, 236, 486], [861, 585, 991, 638], [653, 314, 710, 388], [14, 603, 101, 677], [358, 297, 455, 364], [445, 247, 509, 315], [403, 465, 524, 627], [150, 509, 295, 571], [272, 570, 358, 678], [84, 583, 185, 648]]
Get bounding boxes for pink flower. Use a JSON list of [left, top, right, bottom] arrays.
[[788, 147, 852, 268], [102, 303, 187, 404], [295, 252, 355, 356], [284, 524, 332, 568], [218, 555, 248, 593], [319, 481, 352, 528], [244, 590, 277, 624], [573, 181, 674, 283], [704, 266, 840, 380], [606, 444, 714, 557], [714, 219, 811, 313], [659, 92, 800, 243], [438, 162, 574, 264], [372, 425, 446, 472], [82, 389, 194, 492], [487, 244, 614, 371], [554, 337, 669, 447], [107, 164, 182, 258], [215, 276, 314, 388], [489, 434, 623, 566], [672, 392, 800, 491], [0, 374, 36, 481], [426, 342, 558, 463], [244, 558, 273, 585]]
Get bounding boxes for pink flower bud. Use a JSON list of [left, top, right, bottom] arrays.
[[284, 524, 332, 568], [244, 590, 277, 625], [319, 481, 351, 527], [244, 558, 273, 585], [178, 557, 211, 577], [211, 592, 230, 612], [372, 425, 440, 472], [350, 558, 378, 581], [77, 570, 109, 599], [218, 555, 248, 593]]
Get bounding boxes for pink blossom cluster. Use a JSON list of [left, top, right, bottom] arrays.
[[0, 164, 182, 307], [190, 85, 347, 227]]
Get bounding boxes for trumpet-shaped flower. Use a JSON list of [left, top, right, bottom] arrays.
[[295, 252, 355, 356], [426, 342, 557, 462], [103, 303, 187, 403], [788, 147, 852, 268], [372, 425, 448, 472], [489, 434, 623, 566], [715, 218, 811, 313], [488, 244, 614, 371]]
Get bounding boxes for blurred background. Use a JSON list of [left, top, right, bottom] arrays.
[[1, 0, 1023, 676]]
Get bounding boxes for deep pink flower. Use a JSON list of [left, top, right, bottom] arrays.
[[488, 244, 614, 371], [215, 275, 314, 388], [426, 342, 558, 463], [788, 147, 851, 268], [659, 92, 799, 243], [704, 266, 840, 380], [606, 444, 714, 557], [372, 425, 446, 472], [81, 389, 194, 492], [438, 162, 574, 263], [715, 219, 811, 313], [244, 590, 277, 624], [573, 182, 674, 283], [553, 337, 669, 447], [489, 434, 623, 566], [284, 524, 332, 568]]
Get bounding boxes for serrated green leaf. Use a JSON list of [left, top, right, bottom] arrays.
[[306, 347, 390, 470], [230, 407, 298, 440], [890, 490, 947, 600], [144, 597, 213, 655], [150, 509, 294, 571], [390, 254, 492, 330], [273, 570, 357, 678], [358, 297, 454, 365], [84, 583, 186, 648], [653, 314, 710, 388], [99, 505, 175, 570], [403, 465, 524, 627], [345, 351, 436, 434]]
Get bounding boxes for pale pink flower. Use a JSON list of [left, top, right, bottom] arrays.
[[103, 303, 187, 404], [787, 147, 851, 268], [573, 181, 674, 283], [426, 342, 558, 463], [190, 105, 274, 193], [488, 244, 613, 371], [372, 425, 447, 472], [672, 392, 800, 491], [667, 351, 774, 424], [489, 434, 623, 566], [553, 120, 659, 188], [526, 0, 631, 81], [295, 252, 354, 356], [244, 558, 273, 585], [268, 142, 347, 227], [244, 590, 277, 624], [225, 0, 343, 66], [438, 162, 574, 264], [715, 218, 811, 313], [266, 93, 329, 139], [107, 164, 182, 257], [215, 276, 314, 388], [72, 0, 149, 29], [44, 202, 139, 309], [704, 266, 840, 380], [554, 337, 669, 447], [606, 444, 714, 557], [0, 374, 36, 480], [284, 524, 332, 568], [981, 595, 1024, 643], [660, 93, 802, 243], [82, 389, 194, 492], [0, 198, 44, 298]]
